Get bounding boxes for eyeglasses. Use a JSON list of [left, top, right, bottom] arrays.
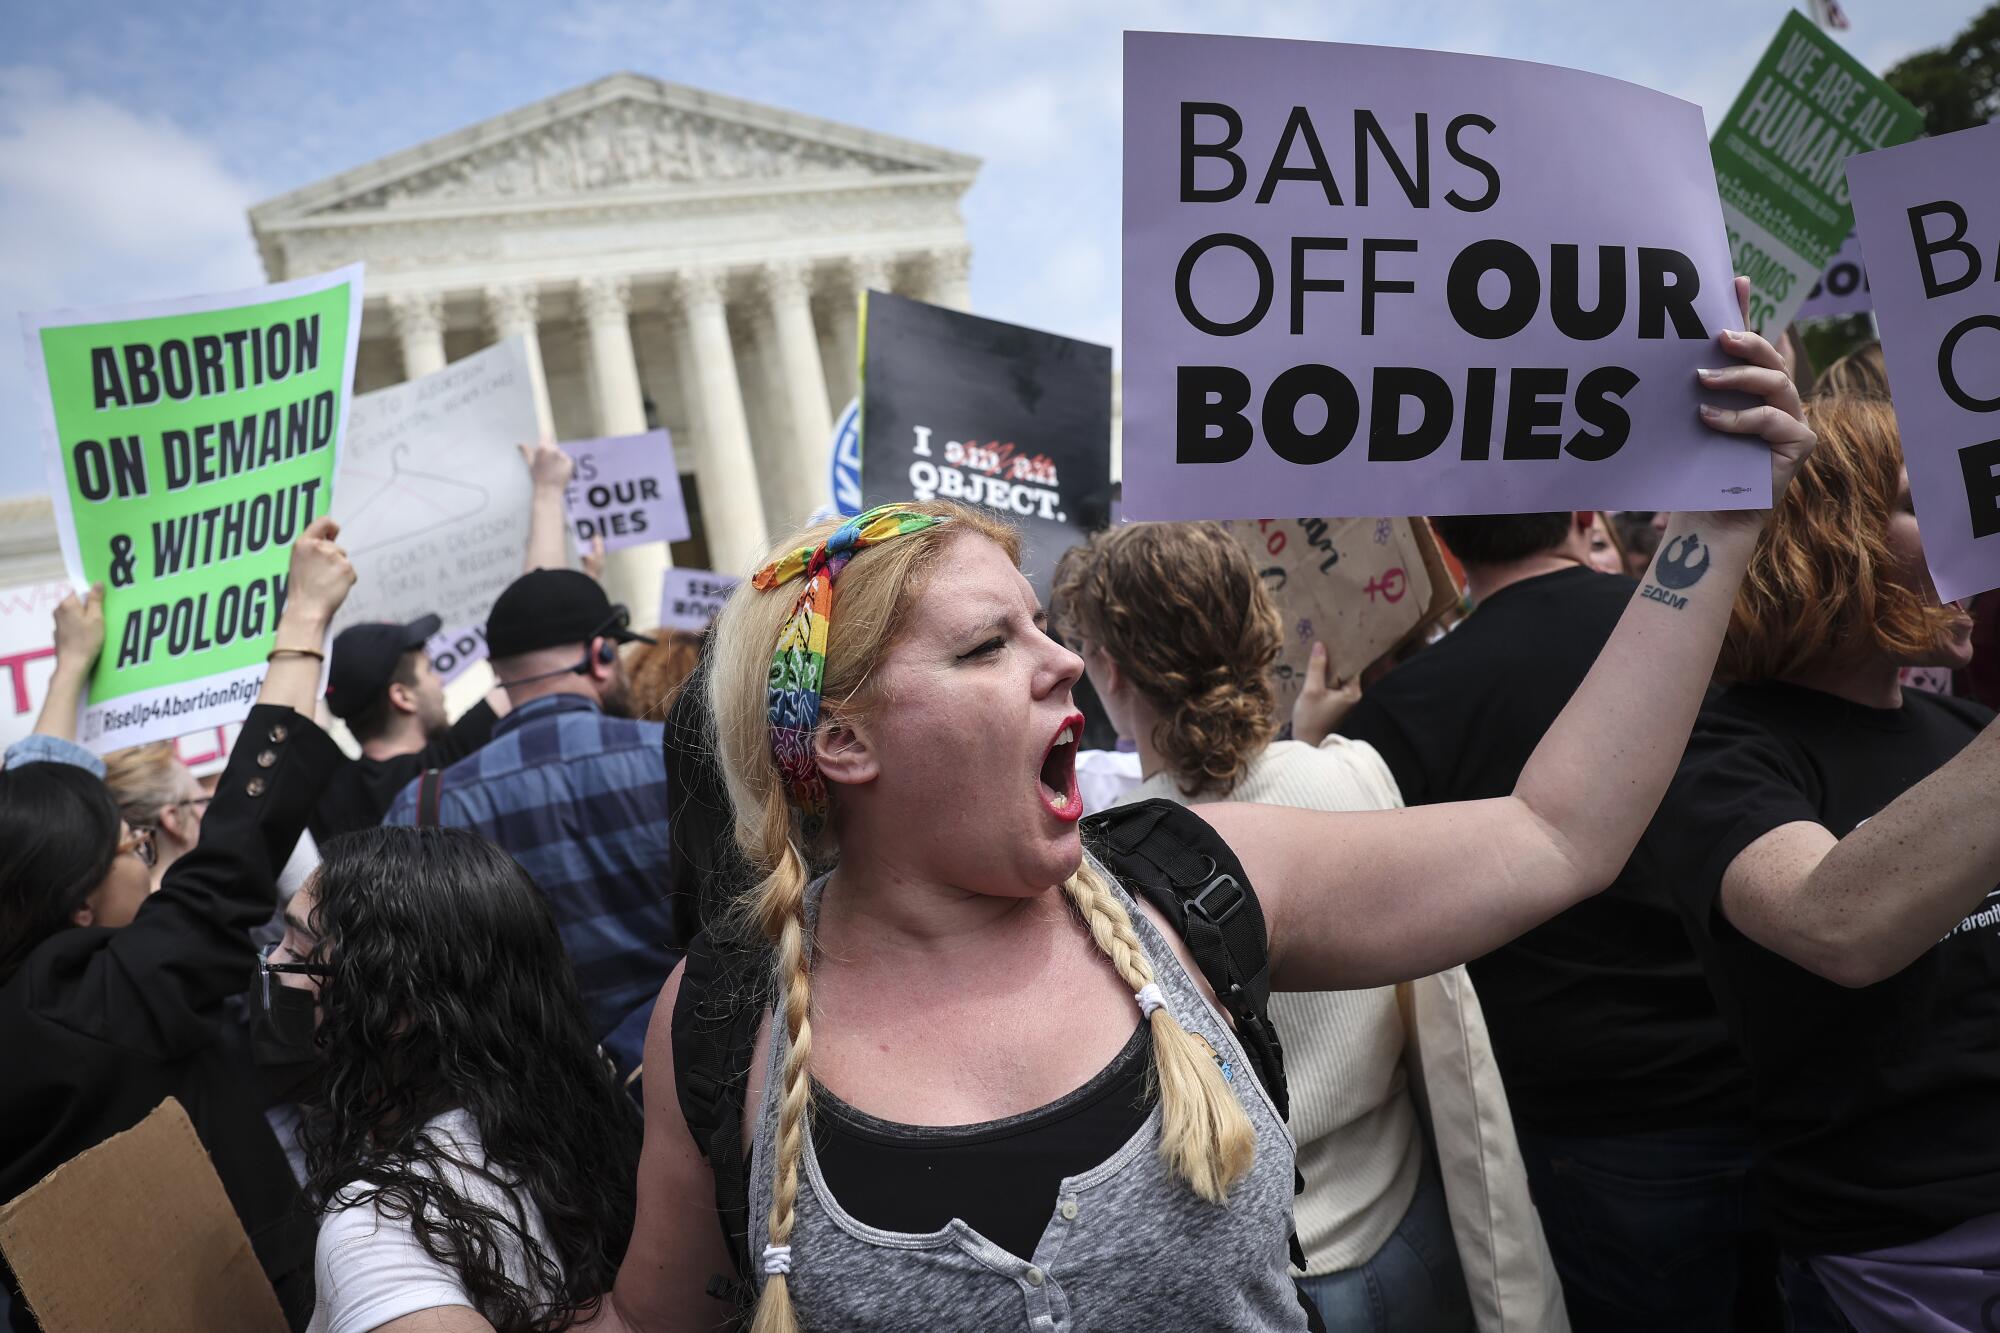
[[117, 827, 157, 869], [258, 939, 331, 1013]]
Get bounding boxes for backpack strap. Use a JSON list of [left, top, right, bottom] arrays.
[[671, 929, 769, 1318], [1081, 798, 1312, 1276], [1081, 799, 1290, 1120], [415, 767, 444, 827]]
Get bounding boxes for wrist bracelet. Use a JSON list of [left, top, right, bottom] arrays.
[[267, 647, 326, 663]]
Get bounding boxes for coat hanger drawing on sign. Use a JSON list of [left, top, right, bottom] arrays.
[[343, 443, 495, 559]]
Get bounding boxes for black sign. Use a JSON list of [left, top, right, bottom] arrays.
[[860, 292, 1113, 598]]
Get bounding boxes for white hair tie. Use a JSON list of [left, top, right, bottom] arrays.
[[1135, 983, 1169, 1019], [761, 1244, 793, 1276]]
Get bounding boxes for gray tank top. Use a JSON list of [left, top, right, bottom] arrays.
[[749, 863, 1306, 1332]]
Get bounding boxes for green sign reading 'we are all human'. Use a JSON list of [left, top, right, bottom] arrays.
[[24, 266, 364, 750], [1710, 10, 1922, 335]]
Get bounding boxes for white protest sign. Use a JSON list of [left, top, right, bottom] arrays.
[[172, 723, 242, 779], [658, 568, 739, 633], [560, 429, 691, 553], [1, 581, 243, 772], [331, 337, 537, 635], [0, 580, 72, 752]]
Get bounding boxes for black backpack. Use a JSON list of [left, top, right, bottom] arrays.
[[669, 798, 1317, 1324]]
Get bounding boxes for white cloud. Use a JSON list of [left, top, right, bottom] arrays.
[[0, 67, 264, 497]]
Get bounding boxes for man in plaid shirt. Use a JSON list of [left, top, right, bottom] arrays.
[[385, 568, 679, 1075]]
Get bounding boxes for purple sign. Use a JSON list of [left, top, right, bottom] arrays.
[[1849, 122, 2000, 603], [1121, 31, 1768, 520], [1796, 230, 1872, 322], [424, 621, 489, 686], [560, 429, 690, 553], [658, 568, 739, 633]]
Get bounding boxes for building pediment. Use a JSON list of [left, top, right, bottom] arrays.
[[251, 73, 978, 226]]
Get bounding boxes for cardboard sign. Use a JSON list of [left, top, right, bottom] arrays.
[[22, 266, 365, 751], [330, 336, 538, 636], [560, 429, 691, 553], [1711, 12, 1921, 334], [0, 1098, 287, 1333], [860, 292, 1113, 597], [425, 620, 490, 685], [1849, 122, 2000, 603], [0, 580, 71, 752], [1122, 32, 1765, 523], [1796, 230, 1872, 321], [1222, 516, 1456, 718], [659, 567, 740, 633]]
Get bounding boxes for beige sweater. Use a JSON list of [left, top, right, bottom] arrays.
[[1120, 738, 1422, 1276]]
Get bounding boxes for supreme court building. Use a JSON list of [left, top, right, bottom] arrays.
[[247, 71, 978, 606]]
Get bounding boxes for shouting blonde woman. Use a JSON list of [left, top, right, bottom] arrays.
[[587, 300, 1813, 1333]]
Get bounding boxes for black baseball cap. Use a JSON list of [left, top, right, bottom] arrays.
[[485, 568, 655, 660], [325, 614, 441, 720]]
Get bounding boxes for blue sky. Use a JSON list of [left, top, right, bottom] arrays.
[[1, 0, 1983, 498]]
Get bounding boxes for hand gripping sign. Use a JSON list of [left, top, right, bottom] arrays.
[[1121, 32, 1767, 523]]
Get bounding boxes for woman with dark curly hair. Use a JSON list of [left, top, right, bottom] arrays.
[[271, 826, 641, 1333]]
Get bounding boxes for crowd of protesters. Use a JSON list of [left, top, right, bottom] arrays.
[[2, 312, 1998, 1333]]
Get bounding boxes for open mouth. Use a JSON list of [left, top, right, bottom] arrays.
[[1037, 712, 1086, 823]]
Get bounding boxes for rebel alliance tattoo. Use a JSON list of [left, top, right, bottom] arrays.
[[1640, 532, 1711, 611]]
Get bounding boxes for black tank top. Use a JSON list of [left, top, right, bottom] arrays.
[[813, 1023, 1156, 1260]]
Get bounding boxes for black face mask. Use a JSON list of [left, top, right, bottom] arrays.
[[248, 968, 322, 1105]]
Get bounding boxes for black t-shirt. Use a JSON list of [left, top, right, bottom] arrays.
[[1340, 565, 1752, 1133], [308, 700, 499, 843], [1649, 681, 1999, 1253]]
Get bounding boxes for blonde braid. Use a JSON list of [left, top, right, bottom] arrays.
[[1060, 860, 1255, 1203], [748, 798, 812, 1333]]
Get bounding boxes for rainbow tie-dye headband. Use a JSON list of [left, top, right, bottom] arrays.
[[751, 505, 945, 836]]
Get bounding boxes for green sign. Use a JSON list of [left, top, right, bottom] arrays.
[[26, 266, 363, 749], [1710, 10, 1921, 333]]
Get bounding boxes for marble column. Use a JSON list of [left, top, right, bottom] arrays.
[[388, 292, 446, 380], [577, 275, 649, 437], [742, 302, 798, 534], [762, 260, 835, 528], [483, 282, 555, 441], [675, 267, 769, 576], [828, 253, 892, 411], [577, 275, 665, 613], [924, 246, 972, 311]]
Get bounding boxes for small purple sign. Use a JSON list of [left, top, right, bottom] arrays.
[[1796, 230, 1872, 322], [425, 621, 489, 686], [1849, 122, 2000, 603], [658, 568, 740, 633], [1121, 31, 1768, 520], [560, 429, 690, 554]]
